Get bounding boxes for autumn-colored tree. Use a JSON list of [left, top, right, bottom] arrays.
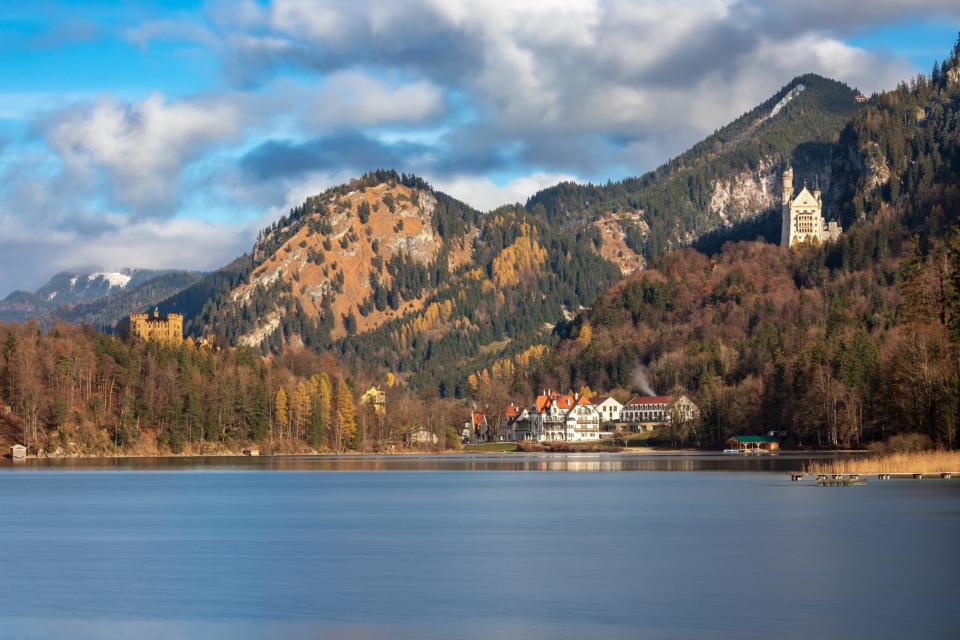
[[335, 377, 357, 450], [274, 387, 288, 438], [308, 373, 332, 449], [291, 381, 312, 441], [577, 321, 593, 348]]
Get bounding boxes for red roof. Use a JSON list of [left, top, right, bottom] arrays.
[[534, 395, 550, 413], [471, 412, 486, 425], [504, 404, 519, 418], [626, 395, 675, 406]]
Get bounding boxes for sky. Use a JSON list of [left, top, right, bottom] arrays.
[[1, 1, 959, 296]]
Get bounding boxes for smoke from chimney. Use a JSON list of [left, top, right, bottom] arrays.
[[632, 364, 656, 396]]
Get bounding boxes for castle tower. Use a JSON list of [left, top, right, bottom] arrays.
[[781, 164, 794, 205], [780, 164, 794, 247]]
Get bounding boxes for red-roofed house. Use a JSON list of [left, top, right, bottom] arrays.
[[621, 395, 699, 432], [462, 412, 490, 443], [526, 390, 601, 442]]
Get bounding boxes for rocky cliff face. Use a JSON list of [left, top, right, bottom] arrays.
[[593, 212, 647, 275], [709, 160, 779, 226]]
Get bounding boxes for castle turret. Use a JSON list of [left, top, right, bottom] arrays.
[[781, 164, 794, 205], [780, 164, 794, 247]]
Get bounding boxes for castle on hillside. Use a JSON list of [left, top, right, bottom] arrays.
[[130, 308, 183, 343], [780, 164, 842, 248]]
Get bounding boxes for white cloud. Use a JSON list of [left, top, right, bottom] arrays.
[[432, 171, 580, 210], [310, 71, 444, 128], [43, 94, 245, 212], [0, 210, 256, 296], [125, 19, 217, 51], [211, 0, 938, 142], [5, 0, 958, 295]]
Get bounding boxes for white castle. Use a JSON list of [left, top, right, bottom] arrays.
[[780, 164, 842, 248]]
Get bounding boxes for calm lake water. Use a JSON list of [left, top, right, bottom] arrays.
[[1, 454, 958, 639]]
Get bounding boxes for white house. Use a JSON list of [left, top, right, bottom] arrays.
[[406, 427, 439, 447], [563, 401, 601, 441], [590, 396, 623, 424], [621, 395, 700, 432], [524, 391, 601, 442]]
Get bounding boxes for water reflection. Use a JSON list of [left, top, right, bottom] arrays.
[[0, 452, 852, 472]]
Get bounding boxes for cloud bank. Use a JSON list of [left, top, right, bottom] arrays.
[[2, 0, 958, 295]]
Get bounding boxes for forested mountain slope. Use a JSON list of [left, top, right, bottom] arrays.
[[527, 74, 863, 257], [513, 41, 960, 449], [149, 77, 873, 396], [176, 171, 618, 395]]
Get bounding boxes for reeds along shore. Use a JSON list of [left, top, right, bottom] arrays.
[[806, 451, 960, 475]]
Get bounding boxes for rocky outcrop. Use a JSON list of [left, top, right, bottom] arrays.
[[709, 160, 778, 225]]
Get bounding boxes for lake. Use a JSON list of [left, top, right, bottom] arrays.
[[1, 454, 958, 639]]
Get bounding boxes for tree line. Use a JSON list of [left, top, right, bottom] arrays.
[[0, 323, 465, 455]]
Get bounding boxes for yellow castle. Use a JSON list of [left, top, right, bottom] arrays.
[[780, 164, 842, 248], [130, 308, 183, 343]]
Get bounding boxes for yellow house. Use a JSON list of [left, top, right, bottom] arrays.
[[360, 386, 386, 415]]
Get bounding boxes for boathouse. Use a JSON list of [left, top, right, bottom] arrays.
[[727, 436, 780, 452], [9, 444, 26, 459]]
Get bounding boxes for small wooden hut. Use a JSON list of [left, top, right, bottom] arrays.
[[726, 435, 780, 452]]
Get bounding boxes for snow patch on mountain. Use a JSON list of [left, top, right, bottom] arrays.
[[88, 272, 132, 288], [768, 84, 805, 120]]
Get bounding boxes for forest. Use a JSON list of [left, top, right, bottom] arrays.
[[0, 323, 464, 455], [504, 40, 960, 449]]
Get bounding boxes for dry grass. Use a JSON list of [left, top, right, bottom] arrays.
[[807, 451, 960, 475]]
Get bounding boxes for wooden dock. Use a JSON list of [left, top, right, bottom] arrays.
[[788, 472, 959, 485], [816, 474, 867, 487]]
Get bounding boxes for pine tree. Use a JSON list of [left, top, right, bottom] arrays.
[[250, 384, 269, 440]]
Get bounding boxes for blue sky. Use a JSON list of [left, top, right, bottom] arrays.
[[1, 1, 959, 295]]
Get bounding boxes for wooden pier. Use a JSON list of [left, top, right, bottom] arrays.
[[816, 474, 866, 487], [788, 472, 959, 485]]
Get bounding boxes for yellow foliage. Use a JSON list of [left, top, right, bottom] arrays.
[[467, 373, 480, 395], [275, 387, 288, 429], [577, 321, 593, 347], [470, 343, 547, 387], [490, 229, 547, 288]]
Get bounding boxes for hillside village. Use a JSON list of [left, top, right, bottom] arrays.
[[463, 391, 700, 445]]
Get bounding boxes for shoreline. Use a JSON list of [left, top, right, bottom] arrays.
[[7, 448, 869, 461]]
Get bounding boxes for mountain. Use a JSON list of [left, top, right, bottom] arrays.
[[0, 268, 205, 328], [151, 75, 871, 395], [528, 74, 864, 257], [178, 170, 618, 394], [510, 41, 960, 449]]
